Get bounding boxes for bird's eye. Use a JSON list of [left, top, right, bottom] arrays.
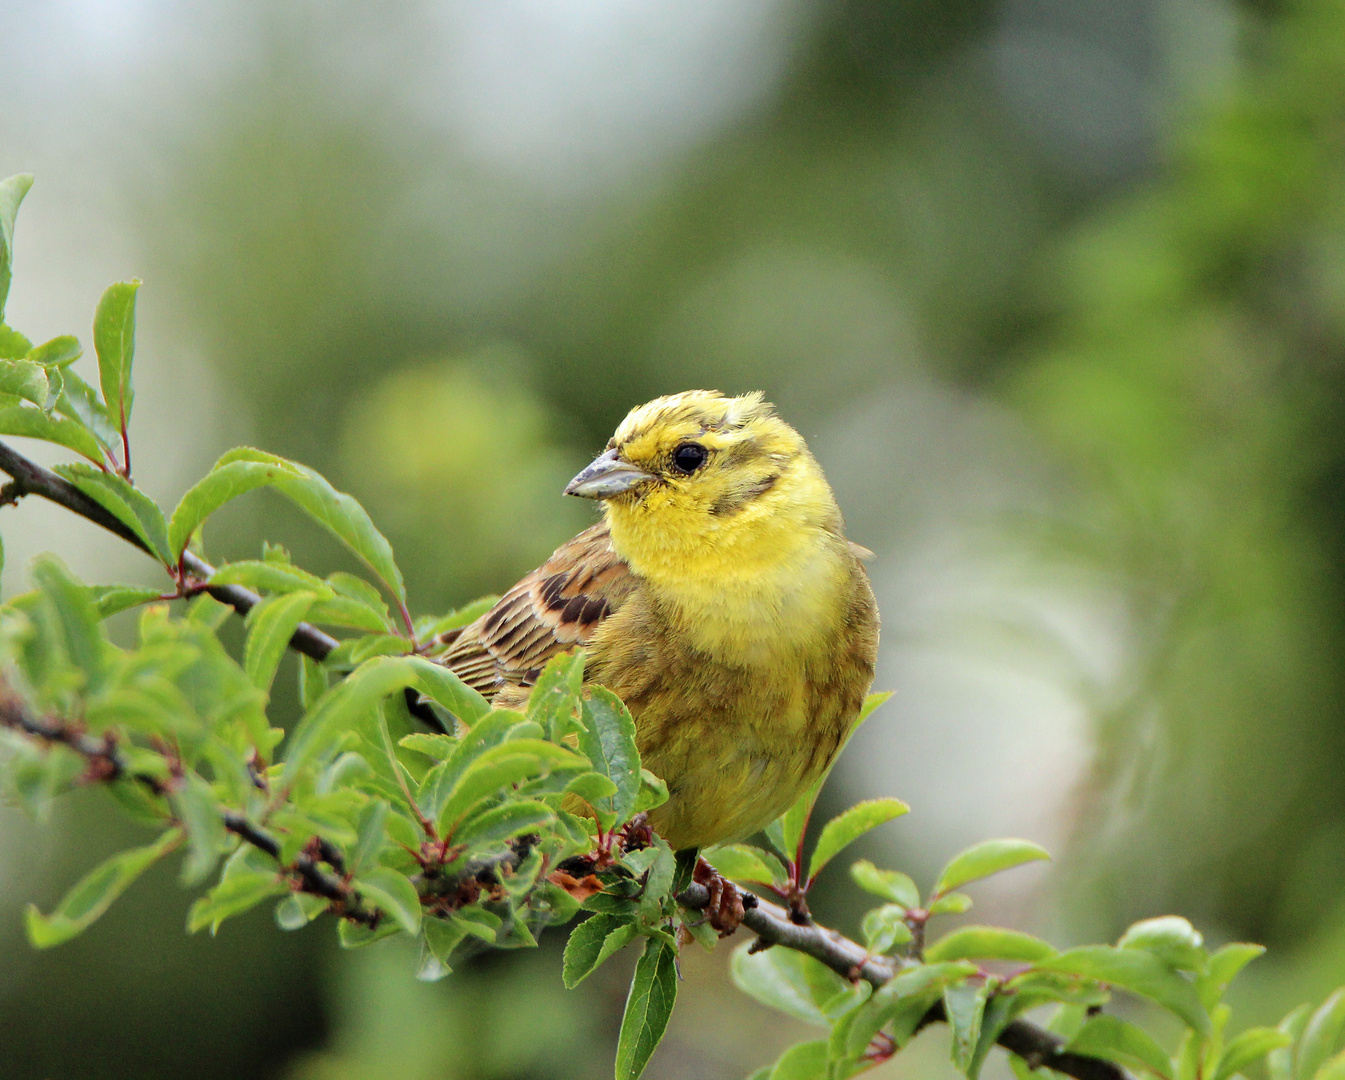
[[671, 443, 708, 474]]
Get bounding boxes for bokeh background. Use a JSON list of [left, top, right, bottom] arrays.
[[3, 0, 1345, 1076]]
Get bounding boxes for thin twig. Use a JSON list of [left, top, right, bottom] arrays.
[[677, 882, 1134, 1080]]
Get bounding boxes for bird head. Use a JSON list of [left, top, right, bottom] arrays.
[[565, 390, 843, 581]]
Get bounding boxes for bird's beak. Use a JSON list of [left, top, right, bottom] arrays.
[[564, 448, 655, 499]]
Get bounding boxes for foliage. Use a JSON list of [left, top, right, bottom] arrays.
[[0, 175, 1343, 1080]]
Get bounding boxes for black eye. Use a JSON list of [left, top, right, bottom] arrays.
[[671, 443, 708, 474]]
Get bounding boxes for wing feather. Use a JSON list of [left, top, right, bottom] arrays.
[[437, 522, 637, 698]]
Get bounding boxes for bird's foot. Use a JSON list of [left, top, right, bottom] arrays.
[[694, 857, 748, 937]]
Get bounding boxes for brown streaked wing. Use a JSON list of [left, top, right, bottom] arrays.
[[436, 522, 637, 698]]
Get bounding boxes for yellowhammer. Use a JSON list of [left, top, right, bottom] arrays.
[[437, 390, 879, 853]]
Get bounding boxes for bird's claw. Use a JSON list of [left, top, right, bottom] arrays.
[[694, 857, 746, 937]]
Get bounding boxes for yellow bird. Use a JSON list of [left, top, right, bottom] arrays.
[[437, 390, 879, 852]]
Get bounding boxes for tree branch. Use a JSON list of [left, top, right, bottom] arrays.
[[0, 686, 378, 926], [678, 882, 1134, 1080], [0, 439, 340, 661]]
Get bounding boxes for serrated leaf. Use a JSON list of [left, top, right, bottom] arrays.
[[0, 404, 105, 462], [167, 451, 307, 559], [32, 555, 107, 692], [27, 334, 81, 368], [528, 650, 586, 741], [0, 359, 47, 407], [1035, 945, 1209, 1032], [1297, 989, 1345, 1080], [927, 926, 1057, 964], [615, 936, 678, 1080], [929, 891, 973, 916], [807, 797, 908, 882], [25, 829, 180, 947], [208, 560, 332, 597], [93, 280, 140, 433], [705, 843, 787, 886], [354, 866, 421, 935], [1210, 1027, 1291, 1080], [1067, 1015, 1174, 1080], [455, 800, 554, 849], [52, 463, 171, 562], [187, 871, 287, 934], [563, 912, 640, 988], [53, 368, 120, 448], [437, 742, 584, 835], [0, 174, 34, 319], [243, 591, 317, 693], [934, 839, 1051, 898], [850, 859, 920, 908], [578, 687, 641, 825], [222, 447, 406, 605], [87, 584, 161, 619], [281, 655, 489, 784], [172, 772, 227, 885]]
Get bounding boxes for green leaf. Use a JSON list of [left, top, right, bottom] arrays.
[[927, 926, 1056, 964], [281, 655, 489, 784], [0, 174, 33, 319], [1119, 916, 1206, 971], [850, 859, 920, 908], [32, 555, 107, 692], [437, 742, 585, 834], [563, 912, 640, 988], [1318, 1051, 1345, 1080], [763, 1040, 828, 1080], [1198, 943, 1264, 1009], [528, 650, 586, 741], [454, 800, 554, 849], [731, 938, 853, 1027], [1268, 1004, 1311, 1080], [223, 447, 406, 605], [929, 891, 973, 916], [775, 777, 824, 869], [167, 451, 307, 559], [933, 839, 1051, 898], [1035, 946, 1209, 1032], [187, 872, 287, 934], [0, 359, 48, 408], [172, 772, 227, 885], [615, 936, 678, 1080], [27, 334, 81, 368], [1297, 989, 1345, 1080], [0, 404, 105, 462], [705, 843, 787, 886], [275, 893, 329, 931], [243, 591, 317, 693], [1210, 1027, 1291, 1080], [354, 866, 421, 935], [93, 280, 140, 433], [208, 560, 332, 597], [348, 798, 389, 875], [842, 962, 979, 1061], [860, 904, 912, 953], [53, 368, 120, 449], [88, 584, 161, 619], [945, 982, 990, 1076], [0, 325, 32, 358], [577, 687, 641, 824], [25, 829, 180, 947], [1067, 1015, 1174, 1080], [52, 464, 171, 562], [807, 797, 908, 882]]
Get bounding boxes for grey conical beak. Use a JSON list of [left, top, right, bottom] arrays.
[[564, 448, 655, 499]]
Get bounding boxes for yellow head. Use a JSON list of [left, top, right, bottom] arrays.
[[565, 390, 846, 589]]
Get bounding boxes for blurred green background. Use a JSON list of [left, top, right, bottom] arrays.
[[4, 0, 1345, 1076]]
